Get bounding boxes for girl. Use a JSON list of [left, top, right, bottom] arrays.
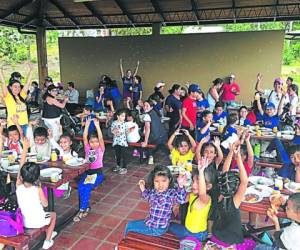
[[111, 109, 128, 175], [196, 110, 213, 143], [278, 83, 299, 120], [16, 138, 57, 249], [94, 84, 106, 112], [222, 113, 238, 141], [74, 118, 105, 222], [196, 91, 209, 118], [167, 129, 196, 167], [238, 106, 251, 126], [125, 111, 141, 157], [211, 143, 255, 250], [124, 165, 187, 236], [169, 157, 218, 242], [132, 75, 143, 106], [148, 82, 165, 116], [207, 78, 223, 112]]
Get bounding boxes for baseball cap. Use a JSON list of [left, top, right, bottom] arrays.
[[265, 102, 275, 110], [11, 72, 23, 79], [45, 76, 53, 82], [188, 84, 201, 93], [229, 74, 235, 79], [274, 77, 283, 85], [156, 82, 165, 88]]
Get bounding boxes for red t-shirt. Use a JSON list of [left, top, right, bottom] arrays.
[[221, 82, 240, 101], [246, 111, 256, 125], [181, 96, 197, 127], [231, 159, 251, 176]]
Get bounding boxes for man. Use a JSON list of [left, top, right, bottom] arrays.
[[255, 73, 289, 112], [65, 82, 79, 114], [221, 74, 240, 108], [181, 84, 201, 137]]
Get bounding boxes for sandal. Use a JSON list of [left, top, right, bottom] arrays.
[[82, 207, 91, 218], [73, 211, 84, 222]]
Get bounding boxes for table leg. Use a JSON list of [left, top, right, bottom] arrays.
[[47, 187, 54, 212]]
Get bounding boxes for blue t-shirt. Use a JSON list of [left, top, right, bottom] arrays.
[[239, 118, 251, 126], [196, 99, 209, 119], [122, 77, 134, 98], [94, 93, 106, 111], [83, 114, 96, 134], [105, 86, 122, 100], [132, 82, 143, 101], [262, 114, 279, 129], [213, 111, 227, 123], [196, 120, 210, 142], [278, 163, 296, 181], [165, 95, 182, 121], [292, 135, 300, 145], [223, 125, 237, 140]]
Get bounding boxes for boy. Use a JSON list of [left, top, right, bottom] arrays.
[[80, 105, 96, 135], [29, 127, 52, 159], [257, 101, 280, 129], [213, 102, 227, 124], [254, 193, 300, 250], [196, 110, 212, 142], [278, 145, 300, 182]]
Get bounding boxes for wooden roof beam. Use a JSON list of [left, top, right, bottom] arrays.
[[114, 0, 135, 26], [190, 0, 200, 24], [0, 0, 33, 19], [49, 0, 80, 27], [150, 0, 166, 25], [83, 2, 107, 28]]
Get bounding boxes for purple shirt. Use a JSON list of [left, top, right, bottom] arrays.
[[84, 144, 104, 170], [142, 188, 187, 229]]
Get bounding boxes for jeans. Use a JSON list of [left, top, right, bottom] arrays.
[[168, 222, 208, 241], [124, 219, 168, 237], [254, 244, 277, 250], [267, 138, 291, 164]]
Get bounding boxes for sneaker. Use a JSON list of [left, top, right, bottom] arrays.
[[42, 239, 54, 249], [132, 149, 140, 157], [63, 187, 72, 200], [118, 168, 127, 175], [112, 165, 121, 172], [142, 152, 147, 159], [51, 231, 58, 239], [148, 156, 154, 165]]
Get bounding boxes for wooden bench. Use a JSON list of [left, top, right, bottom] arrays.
[[0, 227, 48, 250], [118, 232, 179, 250]]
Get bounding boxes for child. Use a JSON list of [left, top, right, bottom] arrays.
[[211, 143, 255, 249], [257, 101, 280, 129], [169, 157, 218, 242], [73, 118, 105, 222], [196, 91, 209, 118], [50, 132, 78, 160], [132, 75, 143, 106], [124, 165, 187, 236], [4, 114, 24, 154], [222, 113, 238, 141], [213, 102, 227, 124], [254, 193, 300, 250], [16, 138, 57, 249], [196, 110, 213, 142], [167, 129, 196, 167], [125, 110, 141, 157], [29, 127, 51, 159], [80, 105, 96, 135], [111, 109, 129, 175], [238, 106, 251, 126]]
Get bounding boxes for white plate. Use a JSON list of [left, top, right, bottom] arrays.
[[281, 130, 295, 135], [36, 157, 50, 164], [247, 185, 273, 197], [65, 158, 85, 166], [98, 116, 107, 120], [167, 165, 185, 175], [260, 127, 272, 132], [249, 176, 274, 186], [209, 127, 217, 131], [243, 189, 263, 204], [284, 182, 300, 193], [40, 168, 62, 178]]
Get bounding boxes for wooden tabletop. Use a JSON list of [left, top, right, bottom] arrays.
[[255, 160, 283, 169]]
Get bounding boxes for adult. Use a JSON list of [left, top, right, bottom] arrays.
[[165, 84, 182, 136], [207, 78, 223, 111], [141, 100, 168, 165], [132, 75, 143, 106], [221, 74, 240, 108], [255, 73, 288, 112], [181, 84, 200, 136], [65, 81, 79, 114], [94, 84, 106, 112], [278, 84, 299, 119], [120, 58, 139, 100], [0, 63, 33, 133], [286, 76, 293, 88], [148, 82, 165, 115], [103, 75, 122, 109], [42, 84, 68, 141]]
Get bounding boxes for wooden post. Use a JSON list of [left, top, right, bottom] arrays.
[[152, 23, 161, 36], [36, 26, 48, 86]]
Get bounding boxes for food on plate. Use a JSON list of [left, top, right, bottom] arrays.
[[269, 194, 285, 211], [243, 193, 259, 203]]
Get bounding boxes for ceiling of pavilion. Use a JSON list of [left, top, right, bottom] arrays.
[[0, 0, 300, 30]]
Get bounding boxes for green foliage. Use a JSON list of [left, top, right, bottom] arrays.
[[161, 26, 184, 34], [110, 27, 152, 36]]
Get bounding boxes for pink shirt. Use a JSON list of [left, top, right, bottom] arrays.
[[181, 96, 197, 127], [84, 144, 104, 169], [221, 83, 240, 101]]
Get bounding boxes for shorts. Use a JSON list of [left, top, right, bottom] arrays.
[[44, 212, 51, 226]]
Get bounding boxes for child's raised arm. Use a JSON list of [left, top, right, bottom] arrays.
[[233, 147, 248, 208], [16, 138, 30, 186], [198, 157, 210, 204], [245, 133, 254, 170], [11, 115, 24, 139], [83, 118, 91, 146], [183, 129, 196, 153], [222, 143, 235, 173], [195, 135, 209, 161], [257, 95, 264, 116], [167, 130, 177, 151], [94, 118, 105, 151], [133, 60, 140, 77], [212, 136, 223, 168]]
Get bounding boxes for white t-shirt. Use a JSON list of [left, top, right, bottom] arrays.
[[263, 89, 289, 111], [289, 95, 299, 116], [280, 221, 300, 250], [125, 121, 140, 143], [16, 185, 48, 228]]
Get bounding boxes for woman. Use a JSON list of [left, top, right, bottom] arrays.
[[120, 58, 139, 100], [278, 84, 299, 121], [148, 82, 165, 116], [0, 63, 33, 134], [103, 75, 122, 110], [207, 78, 223, 111], [165, 84, 182, 135], [42, 84, 68, 141]]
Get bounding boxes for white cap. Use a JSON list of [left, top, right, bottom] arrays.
[[229, 74, 235, 79], [156, 82, 165, 88]]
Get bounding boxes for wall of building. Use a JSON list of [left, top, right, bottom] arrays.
[[59, 30, 284, 105]]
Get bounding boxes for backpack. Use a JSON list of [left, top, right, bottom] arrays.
[[0, 209, 24, 237], [179, 236, 202, 250]]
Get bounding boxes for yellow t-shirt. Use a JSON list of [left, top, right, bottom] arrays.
[[171, 148, 194, 166], [4, 91, 28, 126], [185, 193, 211, 233]]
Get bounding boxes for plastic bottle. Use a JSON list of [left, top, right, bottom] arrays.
[[274, 176, 283, 190], [254, 143, 261, 158], [51, 150, 58, 162], [186, 160, 193, 172]]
